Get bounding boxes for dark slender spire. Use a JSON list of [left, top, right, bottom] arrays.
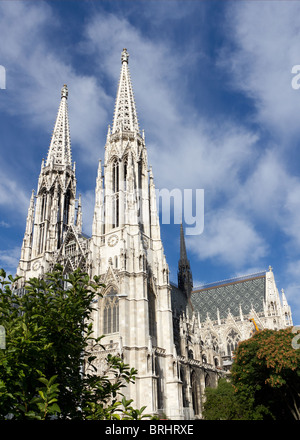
[[180, 223, 188, 263], [178, 224, 193, 298]]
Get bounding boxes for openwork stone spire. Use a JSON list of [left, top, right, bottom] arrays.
[[112, 48, 140, 134], [46, 84, 72, 166]]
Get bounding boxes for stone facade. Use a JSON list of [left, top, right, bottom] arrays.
[[16, 49, 293, 419]]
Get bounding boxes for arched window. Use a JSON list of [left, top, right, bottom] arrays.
[[112, 159, 119, 193], [103, 287, 119, 334], [112, 159, 119, 228], [123, 156, 128, 191], [148, 288, 157, 345], [226, 329, 240, 356], [40, 192, 47, 222], [211, 334, 219, 353], [63, 188, 71, 226], [138, 160, 143, 190], [191, 370, 199, 415], [38, 223, 45, 254]]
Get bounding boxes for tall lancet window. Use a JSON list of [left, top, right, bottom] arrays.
[[103, 287, 119, 334], [123, 156, 128, 191], [148, 288, 157, 345], [63, 188, 71, 227], [138, 160, 143, 190], [137, 160, 143, 225], [40, 192, 47, 222], [112, 158, 119, 228], [57, 189, 62, 248]]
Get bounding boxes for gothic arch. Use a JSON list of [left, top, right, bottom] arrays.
[[226, 328, 241, 356], [191, 370, 200, 416], [102, 285, 119, 335], [148, 286, 157, 345]]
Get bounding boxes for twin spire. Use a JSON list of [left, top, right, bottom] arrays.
[[47, 49, 139, 169], [112, 48, 140, 135], [46, 84, 72, 167]]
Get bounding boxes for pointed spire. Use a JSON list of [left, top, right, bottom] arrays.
[[112, 49, 140, 135], [178, 224, 193, 298], [180, 223, 188, 263], [46, 84, 72, 167]]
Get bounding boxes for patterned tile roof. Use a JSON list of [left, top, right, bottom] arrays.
[[191, 272, 266, 321]]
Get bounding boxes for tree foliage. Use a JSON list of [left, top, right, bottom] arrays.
[[0, 266, 152, 420], [231, 327, 300, 420], [203, 378, 250, 420]]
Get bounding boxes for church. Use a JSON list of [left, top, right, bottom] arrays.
[[16, 49, 293, 419]]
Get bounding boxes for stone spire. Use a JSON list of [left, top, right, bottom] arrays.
[[16, 84, 78, 284], [178, 224, 193, 298], [112, 48, 140, 134], [46, 84, 72, 167]]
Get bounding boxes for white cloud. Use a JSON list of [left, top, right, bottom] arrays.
[[220, 1, 300, 141], [0, 1, 110, 167], [0, 246, 21, 275], [187, 208, 267, 268], [0, 170, 29, 216], [1, 1, 299, 281]]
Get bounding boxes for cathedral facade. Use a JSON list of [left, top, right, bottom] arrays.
[[16, 49, 293, 419]]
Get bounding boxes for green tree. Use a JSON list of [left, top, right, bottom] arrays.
[[203, 378, 265, 420], [203, 378, 241, 420], [0, 266, 150, 420], [231, 328, 300, 420]]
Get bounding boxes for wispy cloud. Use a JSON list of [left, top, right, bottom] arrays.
[[0, 1, 299, 320]]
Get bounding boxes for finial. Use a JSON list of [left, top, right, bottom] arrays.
[[121, 48, 129, 64], [61, 84, 68, 99], [269, 265, 273, 272]]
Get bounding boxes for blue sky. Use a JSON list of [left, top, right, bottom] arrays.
[[0, 0, 300, 324]]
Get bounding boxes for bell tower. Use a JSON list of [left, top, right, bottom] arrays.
[[91, 49, 182, 419]]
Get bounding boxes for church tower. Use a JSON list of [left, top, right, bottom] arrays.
[[91, 49, 182, 418], [17, 85, 81, 282]]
